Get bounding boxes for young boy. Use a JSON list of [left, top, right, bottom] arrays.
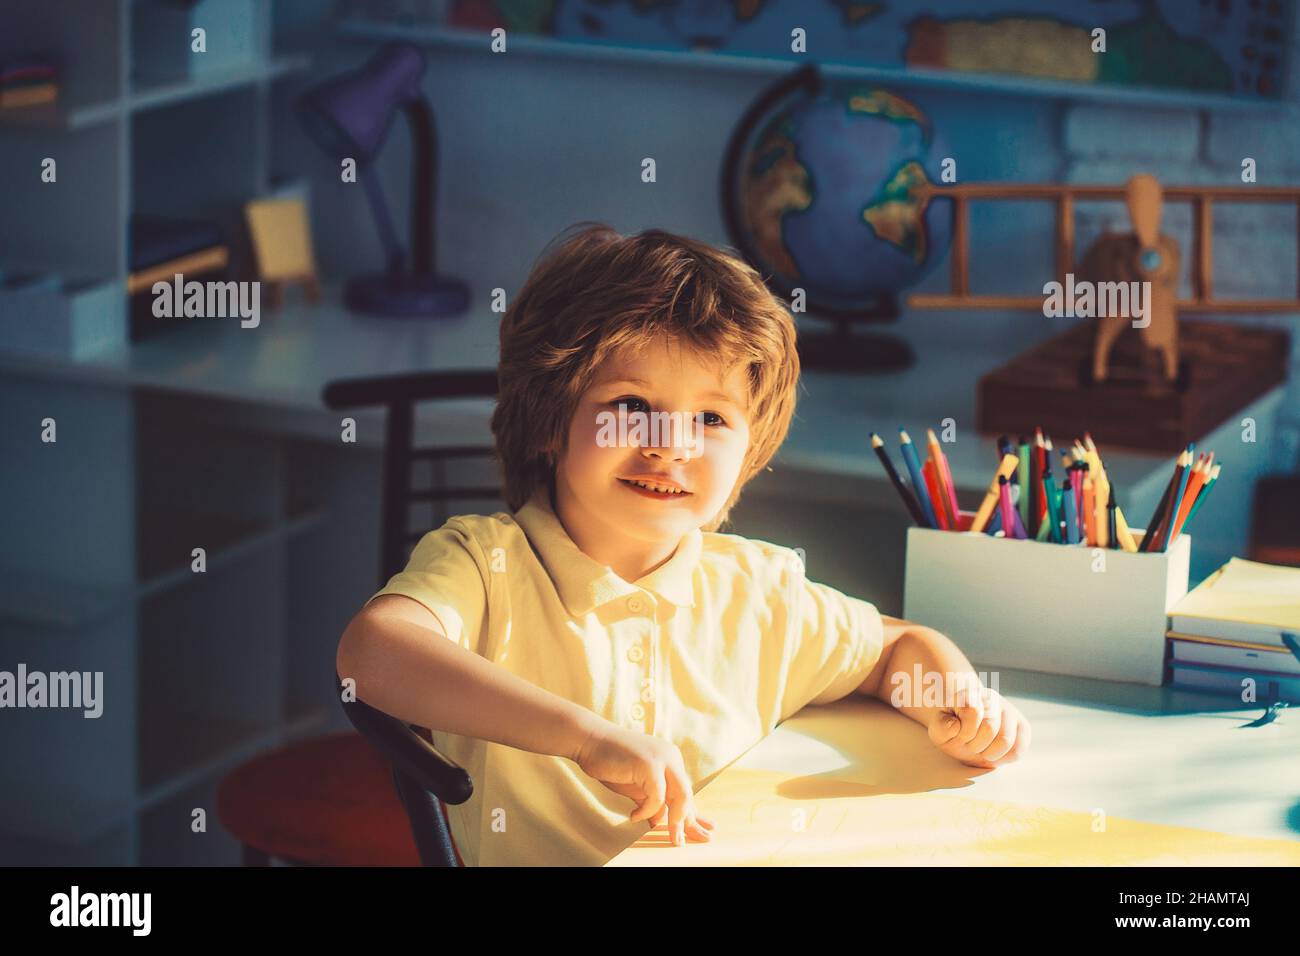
[[336, 223, 1031, 867]]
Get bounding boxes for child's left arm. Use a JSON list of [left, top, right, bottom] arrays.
[[855, 615, 1031, 768]]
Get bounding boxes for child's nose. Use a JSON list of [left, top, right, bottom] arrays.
[[641, 418, 703, 461]]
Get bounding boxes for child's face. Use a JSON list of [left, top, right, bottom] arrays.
[[556, 339, 751, 546]]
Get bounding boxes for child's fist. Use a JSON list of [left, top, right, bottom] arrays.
[[928, 684, 1030, 768]]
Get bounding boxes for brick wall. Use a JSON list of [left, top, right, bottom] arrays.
[[1062, 101, 1300, 471]]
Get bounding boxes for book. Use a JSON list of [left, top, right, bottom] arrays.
[[126, 246, 230, 295], [1169, 659, 1300, 704], [0, 82, 58, 109], [129, 216, 227, 271], [1168, 557, 1300, 647], [1168, 633, 1300, 676]]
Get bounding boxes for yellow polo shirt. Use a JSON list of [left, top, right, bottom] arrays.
[[366, 488, 884, 866]]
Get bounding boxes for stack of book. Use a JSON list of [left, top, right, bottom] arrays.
[[1167, 558, 1300, 703], [0, 54, 59, 110], [127, 215, 231, 342], [127, 216, 229, 295]]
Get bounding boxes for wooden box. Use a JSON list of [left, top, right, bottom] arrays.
[[977, 319, 1290, 453]]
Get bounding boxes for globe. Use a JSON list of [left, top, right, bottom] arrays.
[[723, 66, 952, 370]]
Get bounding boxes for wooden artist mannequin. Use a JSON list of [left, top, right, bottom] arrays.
[[1081, 174, 1181, 385]]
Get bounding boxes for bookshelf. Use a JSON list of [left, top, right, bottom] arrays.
[[0, 0, 312, 358], [0, 0, 347, 866], [336, 18, 1290, 116]]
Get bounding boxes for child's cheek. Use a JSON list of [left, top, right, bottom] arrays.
[[566, 406, 617, 476]]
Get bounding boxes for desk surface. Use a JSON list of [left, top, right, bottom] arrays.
[[4, 281, 1279, 493], [609, 667, 1300, 865]]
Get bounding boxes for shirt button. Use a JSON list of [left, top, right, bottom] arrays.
[[626, 594, 647, 614], [630, 703, 646, 722], [627, 644, 645, 663]]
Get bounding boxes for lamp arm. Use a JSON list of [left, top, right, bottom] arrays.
[[402, 96, 436, 276], [360, 166, 405, 278]]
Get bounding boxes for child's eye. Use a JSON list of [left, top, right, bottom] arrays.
[[702, 411, 726, 427], [612, 397, 649, 413]]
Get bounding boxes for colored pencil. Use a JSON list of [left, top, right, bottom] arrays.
[[1085, 436, 1110, 549], [1107, 486, 1118, 550], [1179, 463, 1221, 537], [898, 429, 938, 529], [870, 432, 927, 527], [1069, 462, 1084, 527], [1041, 435, 1054, 526], [1152, 449, 1193, 552], [1139, 450, 1187, 552], [1113, 502, 1139, 552], [1029, 429, 1043, 532], [998, 475, 1016, 539], [927, 450, 956, 529], [1035, 507, 1053, 541], [927, 428, 961, 531], [1017, 437, 1031, 531], [1009, 497, 1029, 540], [1161, 442, 1195, 548], [923, 459, 949, 530], [970, 452, 1021, 533], [1168, 453, 1210, 542], [1082, 477, 1097, 546], [1062, 482, 1080, 544], [1042, 472, 1062, 543]]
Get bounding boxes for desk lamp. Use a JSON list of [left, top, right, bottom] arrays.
[[298, 42, 469, 317]]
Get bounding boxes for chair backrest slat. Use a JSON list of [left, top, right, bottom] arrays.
[[324, 369, 500, 866]]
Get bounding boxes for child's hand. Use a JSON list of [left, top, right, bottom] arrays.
[[927, 683, 1030, 768], [575, 723, 716, 846]]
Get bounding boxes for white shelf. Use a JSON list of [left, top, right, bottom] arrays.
[[129, 53, 310, 114], [0, 507, 327, 631], [0, 54, 310, 131], [0, 567, 133, 631], [0, 95, 123, 132], [135, 506, 327, 600], [337, 19, 1289, 115]]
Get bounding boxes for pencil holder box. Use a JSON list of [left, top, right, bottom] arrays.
[[903, 510, 1190, 686]]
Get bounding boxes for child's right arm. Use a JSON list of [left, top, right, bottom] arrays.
[[336, 593, 601, 762], [335, 594, 715, 846]]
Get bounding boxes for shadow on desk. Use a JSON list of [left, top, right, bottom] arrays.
[[978, 665, 1276, 718]]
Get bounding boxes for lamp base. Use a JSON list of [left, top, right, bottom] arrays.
[[344, 272, 470, 317]]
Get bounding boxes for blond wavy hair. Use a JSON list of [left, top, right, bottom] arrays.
[[490, 222, 800, 532]]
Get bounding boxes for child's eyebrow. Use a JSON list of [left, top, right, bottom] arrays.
[[598, 377, 745, 408]]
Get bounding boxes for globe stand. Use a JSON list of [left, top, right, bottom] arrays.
[[796, 293, 914, 373], [798, 323, 915, 372]]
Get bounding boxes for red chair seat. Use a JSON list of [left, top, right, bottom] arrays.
[[217, 731, 421, 866]]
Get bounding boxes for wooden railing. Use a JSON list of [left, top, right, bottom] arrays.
[[908, 183, 1300, 313]]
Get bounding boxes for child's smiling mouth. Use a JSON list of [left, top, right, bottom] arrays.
[[618, 477, 693, 499]]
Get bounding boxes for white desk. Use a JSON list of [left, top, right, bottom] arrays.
[[609, 667, 1300, 865]]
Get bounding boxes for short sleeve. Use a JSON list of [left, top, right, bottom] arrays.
[[365, 519, 489, 655], [778, 554, 885, 721]]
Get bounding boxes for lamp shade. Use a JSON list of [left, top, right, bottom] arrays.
[[298, 43, 427, 162]]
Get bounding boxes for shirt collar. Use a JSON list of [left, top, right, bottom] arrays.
[[512, 488, 700, 616]]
